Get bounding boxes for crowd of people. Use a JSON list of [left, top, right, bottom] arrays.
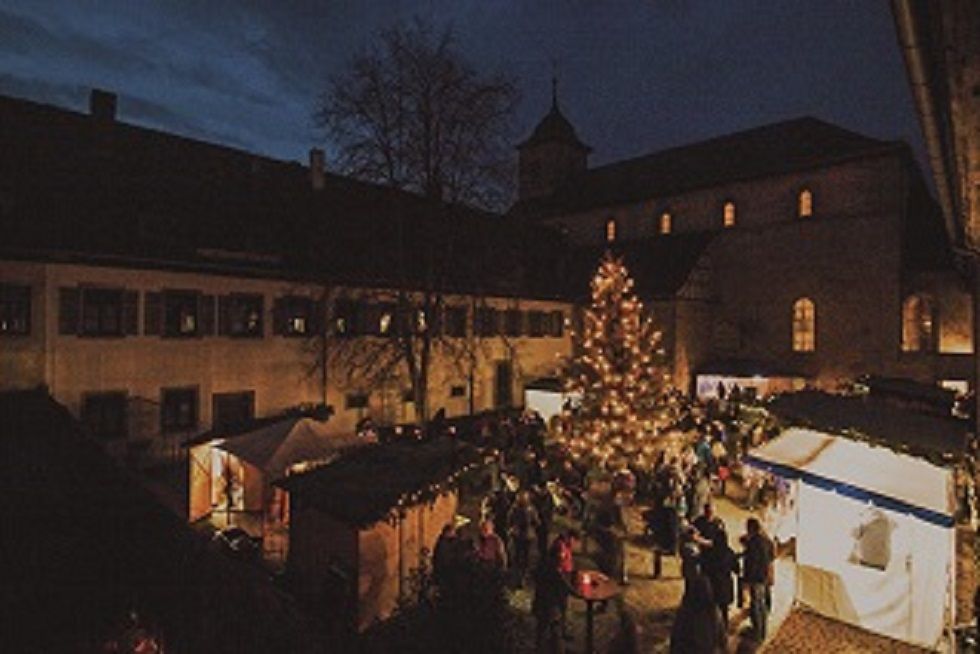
[[422, 389, 786, 653]]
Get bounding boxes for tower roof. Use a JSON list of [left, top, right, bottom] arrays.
[[518, 84, 591, 152]]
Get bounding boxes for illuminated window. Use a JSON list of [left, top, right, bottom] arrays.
[[274, 296, 315, 337], [333, 299, 359, 337], [799, 188, 813, 218], [164, 290, 200, 337], [901, 294, 934, 352], [605, 218, 617, 242], [0, 283, 30, 335], [659, 212, 672, 235], [792, 297, 815, 352], [723, 201, 736, 228], [220, 294, 264, 338]]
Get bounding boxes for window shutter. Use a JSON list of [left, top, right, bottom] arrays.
[[58, 287, 80, 335], [144, 292, 162, 336], [551, 310, 564, 337], [218, 295, 231, 335], [199, 294, 215, 336], [122, 290, 139, 335], [272, 297, 286, 335]]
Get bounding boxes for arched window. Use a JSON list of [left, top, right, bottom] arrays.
[[798, 188, 813, 218], [901, 294, 935, 352], [723, 201, 736, 228], [659, 211, 672, 235], [792, 297, 815, 352], [605, 218, 617, 243]]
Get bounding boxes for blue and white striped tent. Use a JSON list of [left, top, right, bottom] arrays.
[[746, 427, 955, 649]]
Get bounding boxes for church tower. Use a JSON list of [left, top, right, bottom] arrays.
[[517, 79, 591, 201]]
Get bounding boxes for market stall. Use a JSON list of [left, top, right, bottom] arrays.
[[186, 416, 373, 559], [279, 437, 481, 631], [745, 427, 956, 649]]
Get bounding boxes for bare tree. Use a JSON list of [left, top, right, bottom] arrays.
[[316, 19, 519, 210], [313, 20, 522, 426]]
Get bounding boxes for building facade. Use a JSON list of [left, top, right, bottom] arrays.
[[0, 91, 572, 464], [513, 106, 973, 394]]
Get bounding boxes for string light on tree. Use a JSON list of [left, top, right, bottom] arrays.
[[559, 252, 669, 469]]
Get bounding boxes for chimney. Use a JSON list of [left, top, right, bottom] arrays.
[[309, 147, 325, 191], [89, 89, 117, 122]]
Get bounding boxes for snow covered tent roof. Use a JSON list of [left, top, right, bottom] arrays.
[[215, 417, 373, 481], [745, 427, 956, 528]]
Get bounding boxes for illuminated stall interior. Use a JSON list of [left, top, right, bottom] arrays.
[[187, 416, 373, 561]]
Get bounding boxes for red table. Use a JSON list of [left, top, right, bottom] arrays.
[[570, 570, 621, 654]]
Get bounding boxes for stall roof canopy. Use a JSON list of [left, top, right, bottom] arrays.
[[746, 427, 955, 527], [215, 417, 373, 481], [278, 437, 480, 528], [766, 390, 968, 459]]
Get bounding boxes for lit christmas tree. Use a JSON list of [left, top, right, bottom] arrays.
[[560, 253, 669, 469]]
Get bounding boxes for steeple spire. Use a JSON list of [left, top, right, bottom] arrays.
[[551, 58, 559, 110]]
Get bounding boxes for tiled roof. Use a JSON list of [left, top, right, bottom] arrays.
[[277, 436, 480, 527], [511, 117, 901, 219], [0, 390, 322, 652], [0, 92, 563, 299], [560, 233, 716, 301], [518, 102, 590, 152]]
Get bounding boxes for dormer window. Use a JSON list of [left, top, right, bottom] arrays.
[[605, 219, 617, 243], [723, 201, 736, 228], [799, 188, 813, 218], [659, 212, 672, 235]]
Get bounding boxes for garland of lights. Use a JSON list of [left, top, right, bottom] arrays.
[[557, 252, 671, 470]]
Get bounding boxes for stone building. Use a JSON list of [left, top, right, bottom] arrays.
[[512, 99, 973, 394], [0, 90, 572, 463], [2, 82, 972, 461]]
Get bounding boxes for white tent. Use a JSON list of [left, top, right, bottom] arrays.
[[216, 417, 369, 480], [745, 427, 956, 649], [188, 417, 374, 524]]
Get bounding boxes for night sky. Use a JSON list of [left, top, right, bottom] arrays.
[[0, 1, 925, 173]]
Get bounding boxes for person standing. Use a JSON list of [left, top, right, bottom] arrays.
[[533, 484, 555, 564], [508, 491, 540, 586], [432, 523, 459, 587], [741, 517, 775, 642], [476, 520, 508, 571], [669, 574, 726, 654], [547, 529, 580, 640], [701, 527, 739, 632]]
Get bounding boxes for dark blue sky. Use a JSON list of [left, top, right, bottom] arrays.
[[0, 1, 925, 171]]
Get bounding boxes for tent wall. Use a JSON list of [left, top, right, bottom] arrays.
[[796, 481, 952, 648], [242, 461, 264, 513], [524, 389, 564, 422], [188, 443, 212, 522], [356, 491, 458, 631]]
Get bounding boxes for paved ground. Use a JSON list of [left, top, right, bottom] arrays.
[[760, 608, 932, 654]]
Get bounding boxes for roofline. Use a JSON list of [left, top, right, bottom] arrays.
[[0, 91, 299, 168], [890, 0, 964, 250], [523, 140, 908, 220]]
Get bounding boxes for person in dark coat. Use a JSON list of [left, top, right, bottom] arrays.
[[532, 561, 565, 654], [432, 523, 459, 587], [701, 526, 739, 632], [508, 491, 540, 586], [741, 517, 775, 642], [533, 484, 555, 565], [669, 574, 726, 654]]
